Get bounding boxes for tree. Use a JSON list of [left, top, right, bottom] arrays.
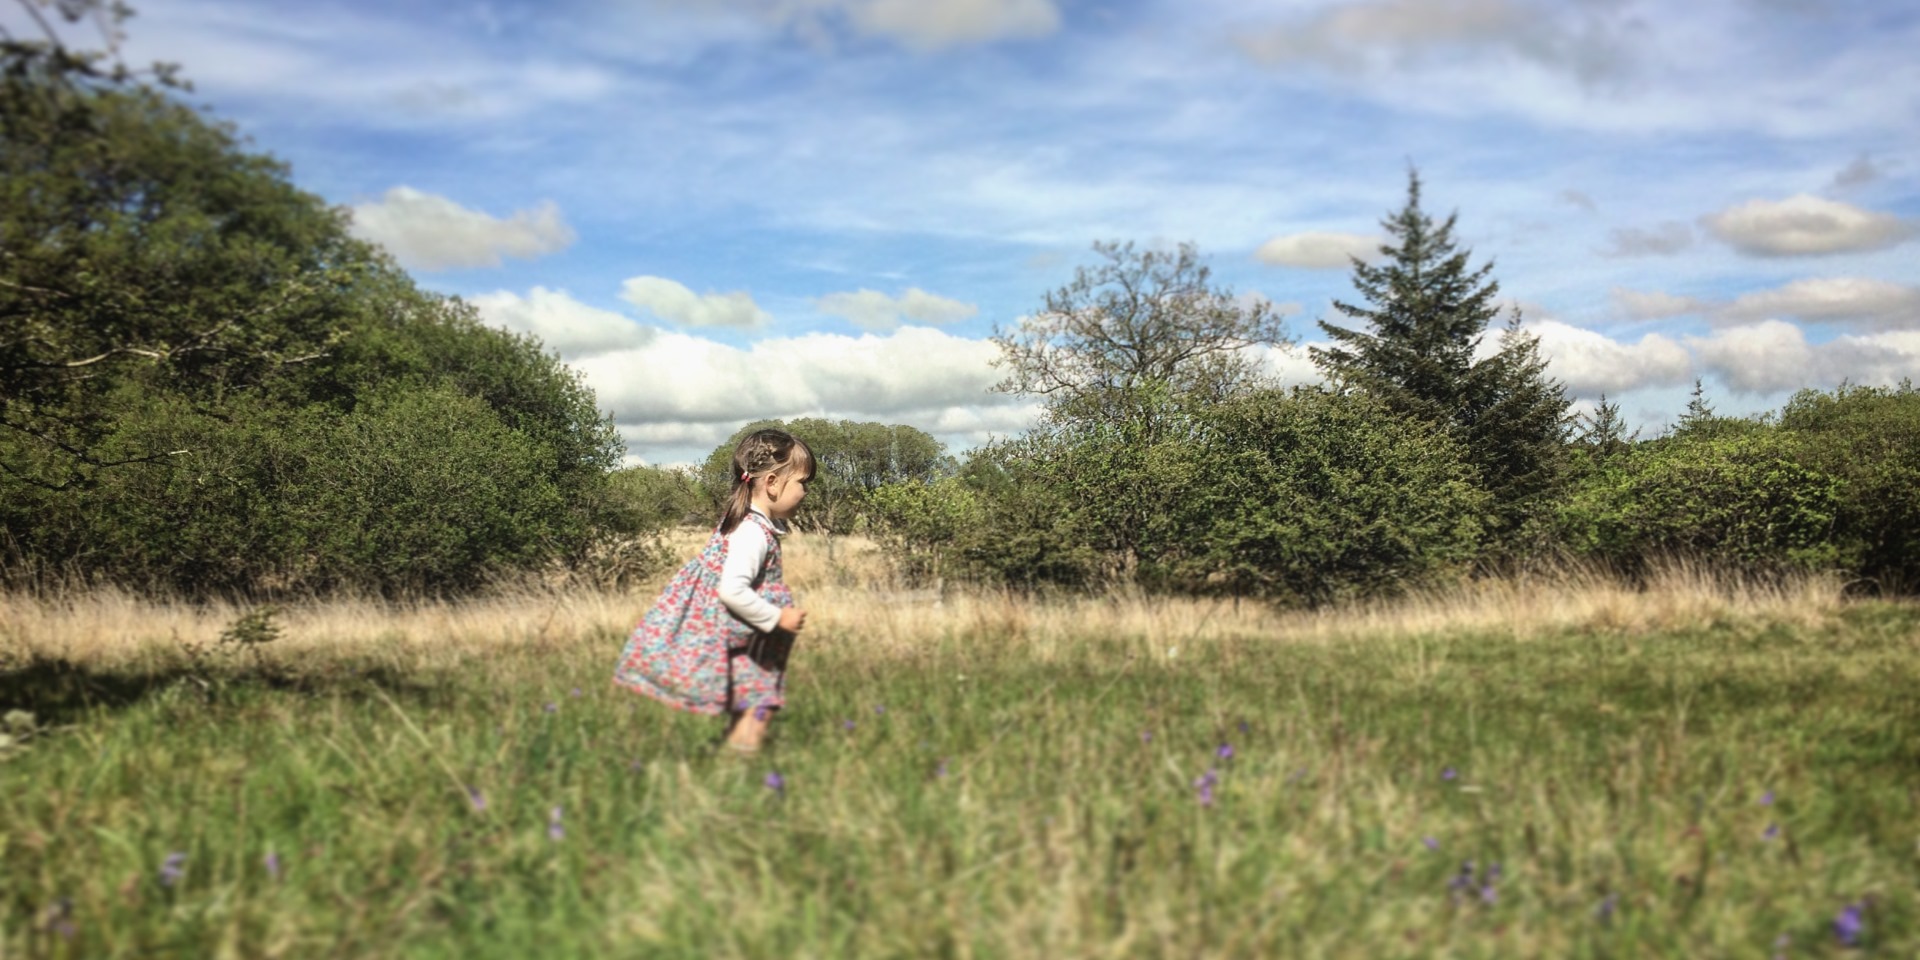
[[991, 240, 1292, 426], [1575, 393, 1635, 459], [0, 2, 626, 595], [1312, 171, 1570, 540], [699, 418, 950, 533]]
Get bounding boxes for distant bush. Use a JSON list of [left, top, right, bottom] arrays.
[[1777, 383, 1920, 592], [1553, 430, 1845, 576]]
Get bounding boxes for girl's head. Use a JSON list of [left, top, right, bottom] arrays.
[[721, 427, 815, 533]]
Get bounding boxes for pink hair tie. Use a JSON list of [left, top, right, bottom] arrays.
[[741, 471, 751, 483]]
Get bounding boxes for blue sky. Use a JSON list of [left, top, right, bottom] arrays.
[[18, 0, 1919, 465]]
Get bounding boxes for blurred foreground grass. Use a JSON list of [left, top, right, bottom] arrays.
[[2, 547, 1917, 958]]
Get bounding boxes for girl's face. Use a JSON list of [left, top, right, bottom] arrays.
[[766, 467, 808, 520]]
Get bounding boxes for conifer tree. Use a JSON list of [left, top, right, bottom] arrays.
[[1313, 171, 1571, 540]]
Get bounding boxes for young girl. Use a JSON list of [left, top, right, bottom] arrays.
[[613, 428, 812, 753]]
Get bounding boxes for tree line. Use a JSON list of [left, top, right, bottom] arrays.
[[5, 3, 1915, 601]]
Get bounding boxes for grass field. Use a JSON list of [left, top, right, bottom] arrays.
[[2, 535, 1917, 958]]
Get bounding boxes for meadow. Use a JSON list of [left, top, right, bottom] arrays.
[[2, 533, 1916, 958]]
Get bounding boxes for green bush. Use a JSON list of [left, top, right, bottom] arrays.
[[1554, 430, 1845, 575], [1172, 388, 1490, 604], [1777, 383, 1920, 592]]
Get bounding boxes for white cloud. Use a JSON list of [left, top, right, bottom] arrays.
[[468, 287, 655, 358], [815, 287, 979, 330], [1688, 320, 1920, 396], [574, 325, 1006, 426], [1700, 194, 1915, 257], [1234, 0, 1640, 89], [1720, 278, 1920, 330], [620, 276, 773, 330], [843, 0, 1061, 50], [1524, 319, 1693, 397], [348, 187, 574, 271], [1254, 231, 1381, 269], [1600, 222, 1692, 258], [1611, 287, 1709, 321]]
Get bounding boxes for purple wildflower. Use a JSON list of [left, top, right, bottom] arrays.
[[264, 850, 281, 880], [1479, 863, 1501, 906], [843, 718, 856, 731], [1448, 861, 1474, 901], [158, 852, 186, 887], [1193, 769, 1219, 807], [628, 759, 644, 772], [874, 705, 886, 715], [571, 687, 582, 697], [1595, 893, 1618, 923], [1237, 720, 1249, 734], [1423, 836, 1439, 851], [1141, 730, 1152, 744], [467, 786, 487, 813], [1441, 767, 1458, 781], [1759, 790, 1774, 806], [1834, 902, 1864, 946], [1216, 743, 1235, 761], [765, 771, 786, 792], [1772, 933, 1790, 960], [548, 805, 565, 841], [1763, 823, 1779, 841], [935, 759, 949, 779], [543, 702, 558, 714]]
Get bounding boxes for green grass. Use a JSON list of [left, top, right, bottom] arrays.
[[3, 602, 1918, 957]]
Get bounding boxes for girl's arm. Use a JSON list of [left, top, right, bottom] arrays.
[[718, 522, 782, 633]]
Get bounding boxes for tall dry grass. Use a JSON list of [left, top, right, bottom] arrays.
[[0, 531, 1849, 674]]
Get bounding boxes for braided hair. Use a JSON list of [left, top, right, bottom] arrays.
[[720, 428, 816, 534]]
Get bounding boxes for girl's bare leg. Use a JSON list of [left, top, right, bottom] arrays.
[[724, 706, 773, 752]]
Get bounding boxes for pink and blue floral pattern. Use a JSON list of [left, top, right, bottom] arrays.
[[612, 513, 796, 715]]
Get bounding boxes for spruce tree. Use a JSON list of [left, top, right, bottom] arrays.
[[1313, 171, 1571, 541]]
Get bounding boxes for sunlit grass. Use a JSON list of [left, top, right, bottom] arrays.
[[2, 544, 1916, 957]]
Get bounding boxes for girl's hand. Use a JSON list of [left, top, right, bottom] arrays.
[[778, 607, 808, 634]]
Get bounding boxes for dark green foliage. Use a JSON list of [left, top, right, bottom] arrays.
[[1313, 172, 1571, 542], [698, 418, 950, 532], [0, 23, 624, 595], [1172, 388, 1489, 604], [1777, 382, 1920, 592], [1554, 431, 1845, 574], [878, 388, 1488, 603]]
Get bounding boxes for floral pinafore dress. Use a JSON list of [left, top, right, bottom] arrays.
[[612, 512, 796, 715]]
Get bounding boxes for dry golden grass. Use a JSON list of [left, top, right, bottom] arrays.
[[0, 531, 1849, 673]]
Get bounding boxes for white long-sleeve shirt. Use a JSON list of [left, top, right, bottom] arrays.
[[717, 507, 787, 634]]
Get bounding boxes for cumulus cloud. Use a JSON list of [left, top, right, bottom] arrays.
[[573, 325, 1006, 427], [1688, 320, 1920, 395], [1234, 0, 1640, 89], [1524, 319, 1693, 396], [715, 0, 1060, 50], [348, 187, 574, 271], [1719, 278, 1920, 330], [469, 287, 655, 358], [620, 276, 772, 330], [816, 287, 979, 330], [843, 0, 1060, 49], [1700, 194, 1915, 257], [1601, 221, 1692, 257], [1611, 287, 1709, 320], [1255, 231, 1381, 269]]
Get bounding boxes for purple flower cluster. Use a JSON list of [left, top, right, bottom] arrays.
[[1193, 769, 1219, 807], [158, 852, 186, 887], [548, 806, 565, 841], [467, 786, 487, 813], [264, 851, 282, 880], [1448, 860, 1500, 905], [1834, 901, 1865, 947], [765, 771, 786, 793]]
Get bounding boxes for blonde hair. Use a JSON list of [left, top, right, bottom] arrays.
[[719, 428, 816, 534]]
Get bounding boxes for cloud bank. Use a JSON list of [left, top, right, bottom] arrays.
[[1701, 195, 1914, 257], [348, 187, 574, 270]]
